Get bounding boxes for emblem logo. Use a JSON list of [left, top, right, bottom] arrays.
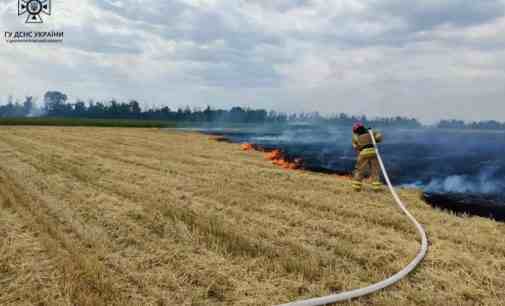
[[18, 0, 51, 24]]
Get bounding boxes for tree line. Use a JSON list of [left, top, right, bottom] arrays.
[[436, 119, 505, 130], [1, 91, 503, 129]]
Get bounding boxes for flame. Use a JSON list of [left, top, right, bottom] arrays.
[[264, 149, 302, 170], [241, 143, 254, 151], [212, 136, 303, 171], [265, 149, 282, 160], [213, 136, 350, 177]]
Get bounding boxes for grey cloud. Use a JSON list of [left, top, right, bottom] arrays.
[[95, 0, 282, 47], [193, 58, 282, 88], [166, 42, 283, 88], [2, 0, 505, 122], [372, 0, 505, 31], [186, 9, 281, 47], [92, 1, 285, 88], [94, 0, 189, 27], [245, 0, 311, 13], [64, 24, 143, 54], [293, 0, 505, 49]]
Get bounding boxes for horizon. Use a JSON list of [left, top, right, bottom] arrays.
[[1, 90, 504, 126]]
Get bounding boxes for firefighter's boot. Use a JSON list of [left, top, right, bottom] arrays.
[[352, 180, 363, 192], [372, 181, 383, 192]]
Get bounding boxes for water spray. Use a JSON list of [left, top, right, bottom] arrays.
[[277, 130, 429, 306]]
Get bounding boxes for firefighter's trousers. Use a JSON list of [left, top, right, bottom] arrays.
[[352, 148, 382, 191]]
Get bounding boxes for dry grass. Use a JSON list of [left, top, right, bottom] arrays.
[[0, 127, 504, 306]]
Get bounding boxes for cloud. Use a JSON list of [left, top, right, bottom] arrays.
[[1, 0, 505, 122], [373, 0, 505, 30]]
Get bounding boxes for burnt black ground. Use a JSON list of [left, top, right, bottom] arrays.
[[423, 193, 505, 221]]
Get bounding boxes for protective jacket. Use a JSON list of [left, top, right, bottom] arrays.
[[352, 130, 383, 158]]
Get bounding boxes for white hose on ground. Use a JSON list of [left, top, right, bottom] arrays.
[[277, 130, 429, 306]]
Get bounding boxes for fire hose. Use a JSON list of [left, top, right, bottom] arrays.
[[277, 130, 429, 306]]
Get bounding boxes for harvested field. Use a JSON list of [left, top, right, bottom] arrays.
[[0, 127, 504, 306]]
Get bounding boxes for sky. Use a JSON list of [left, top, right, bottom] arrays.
[[1, 0, 505, 123]]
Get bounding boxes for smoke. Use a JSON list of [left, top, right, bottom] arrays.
[[424, 167, 505, 194], [203, 123, 505, 220], [203, 124, 505, 198], [27, 107, 46, 118]]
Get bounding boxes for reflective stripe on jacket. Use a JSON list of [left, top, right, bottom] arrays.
[[359, 147, 377, 158]]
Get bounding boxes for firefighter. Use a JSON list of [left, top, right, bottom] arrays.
[[351, 122, 383, 192]]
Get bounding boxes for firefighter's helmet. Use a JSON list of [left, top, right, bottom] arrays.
[[352, 122, 365, 133]]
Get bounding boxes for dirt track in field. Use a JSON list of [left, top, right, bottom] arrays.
[[0, 127, 504, 306]]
